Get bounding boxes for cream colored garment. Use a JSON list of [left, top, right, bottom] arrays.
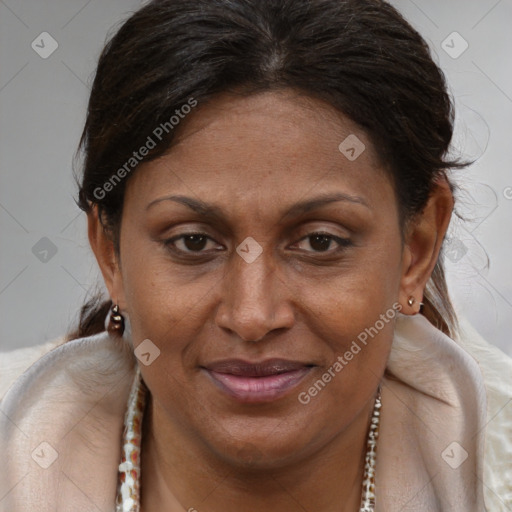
[[0, 314, 511, 511], [0, 336, 67, 399]]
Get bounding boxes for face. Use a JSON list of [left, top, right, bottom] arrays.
[[105, 90, 409, 468]]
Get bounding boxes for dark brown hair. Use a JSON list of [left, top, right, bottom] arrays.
[[67, 0, 472, 341]]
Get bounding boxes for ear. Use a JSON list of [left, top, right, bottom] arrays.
[[399, 176, 454, 314], [87, 205, 126, 308]]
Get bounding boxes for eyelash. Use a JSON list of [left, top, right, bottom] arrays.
[[163, 231, 352, 257]]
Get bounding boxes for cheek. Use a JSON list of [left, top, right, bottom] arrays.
[[295, 273, 398, 400], [289, 236, 401, 409], [294, 239, 403, 347], [292, 254, 400, 424], [293, 320, 393, 454], [119, 226, 217, 342]]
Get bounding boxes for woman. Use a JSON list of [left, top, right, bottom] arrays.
[[1, 0, 511, 511]]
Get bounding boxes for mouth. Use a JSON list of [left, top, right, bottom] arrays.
[[202, 359, 315, 403]]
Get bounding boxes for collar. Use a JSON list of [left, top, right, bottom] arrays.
[[0, 313, 488, 511]]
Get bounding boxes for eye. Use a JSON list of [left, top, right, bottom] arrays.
[[163, 232, 222, 255], [163, 231, 352, 258], [292, 232, 352, 254]]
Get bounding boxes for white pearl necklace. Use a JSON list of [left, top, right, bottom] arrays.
[[115, 369, 382, 511]]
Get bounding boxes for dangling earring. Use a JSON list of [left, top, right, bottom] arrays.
[[107, 303, 125, 337]]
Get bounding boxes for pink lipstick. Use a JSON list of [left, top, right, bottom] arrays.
[[203, 359, 313, 403]]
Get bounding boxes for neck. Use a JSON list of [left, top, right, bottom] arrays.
[[140, 394, 376, 512]]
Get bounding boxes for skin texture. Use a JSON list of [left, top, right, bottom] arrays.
[[88, 90, 454, 511]]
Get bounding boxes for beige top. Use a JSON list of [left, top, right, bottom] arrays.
[[0, 313, 511, 511]]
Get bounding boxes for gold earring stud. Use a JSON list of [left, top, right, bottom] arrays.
[[407, 297, 415, 307]]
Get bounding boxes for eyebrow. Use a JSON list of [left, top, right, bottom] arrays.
[[145, 192, 370, 221]]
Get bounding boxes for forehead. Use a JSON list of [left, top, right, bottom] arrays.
[[170, 89, 382, 168], [125, 90, 394, 218]]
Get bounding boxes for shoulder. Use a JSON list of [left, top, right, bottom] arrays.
[[0, 331, 136, 510], [454, 316, 512, 511], [455, 316, 512, 407], [0, 336, 67, 401]]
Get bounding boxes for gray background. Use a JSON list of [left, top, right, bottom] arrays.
[[1, 0, 511, 354]]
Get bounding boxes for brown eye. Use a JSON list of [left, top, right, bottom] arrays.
[[164, 233, 221, 255], [293, 232, 352, 254], [308, 234, 334, 252], [181, 234, 209, 252]]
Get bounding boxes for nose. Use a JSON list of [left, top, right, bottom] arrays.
[[215, 248, 294, 342]]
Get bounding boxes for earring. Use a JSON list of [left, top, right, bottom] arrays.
[[407, 296, 425, 315], [107, 303, 125, 337]]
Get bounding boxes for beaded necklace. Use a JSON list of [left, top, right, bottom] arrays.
[[115, 369, 381, 512]]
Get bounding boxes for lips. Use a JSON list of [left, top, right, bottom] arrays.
[[206, 358, 310, 377], [203, 359, 314, 403]]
